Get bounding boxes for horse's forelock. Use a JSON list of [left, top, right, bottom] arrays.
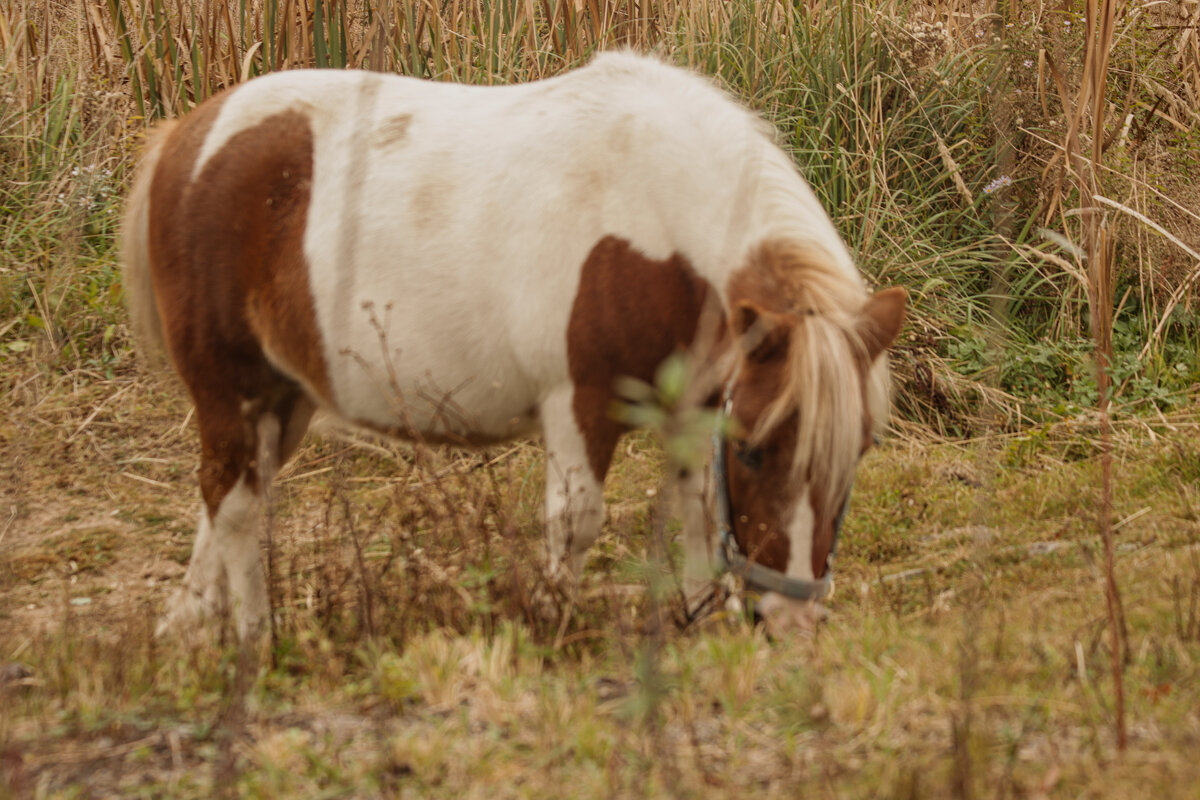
[[753, 313, 865, 492]]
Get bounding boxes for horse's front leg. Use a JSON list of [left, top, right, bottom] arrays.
[[539, 385, 617, 582]]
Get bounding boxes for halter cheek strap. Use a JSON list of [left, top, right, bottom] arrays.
[[711, 390, 851, 602]]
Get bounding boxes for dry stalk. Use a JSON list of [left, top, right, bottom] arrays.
[[1067, 0, 1127, 753]]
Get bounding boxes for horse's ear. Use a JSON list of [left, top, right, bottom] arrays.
[[858, 287, 907, 362], [733, 300, 791, 363]]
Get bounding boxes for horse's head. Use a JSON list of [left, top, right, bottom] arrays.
[[721, 248, 906, 636]]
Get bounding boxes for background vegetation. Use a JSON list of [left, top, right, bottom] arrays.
[[2, 0, 1199, 797]]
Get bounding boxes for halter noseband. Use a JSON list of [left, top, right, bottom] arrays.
[[711, 385, 852, 601]]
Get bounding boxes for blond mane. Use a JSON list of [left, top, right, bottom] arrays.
[[740, 240, 888, 511]]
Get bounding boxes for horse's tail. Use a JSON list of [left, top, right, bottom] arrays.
[[121, 121, 176, 366]]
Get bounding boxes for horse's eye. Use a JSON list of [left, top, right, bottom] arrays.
[[734, 440, 764, 471]]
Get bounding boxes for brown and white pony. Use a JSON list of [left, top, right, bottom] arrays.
[[123, 52, 905, 640]]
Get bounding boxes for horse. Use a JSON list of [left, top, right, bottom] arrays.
[[122, 51, 905, 641]]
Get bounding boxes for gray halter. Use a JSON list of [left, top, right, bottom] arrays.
[[711, 388, 851, 601]]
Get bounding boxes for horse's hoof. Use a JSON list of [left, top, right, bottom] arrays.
[[155, 586, 221, 639], [235, 611, 268, 643], [529, 571, 575, 622]]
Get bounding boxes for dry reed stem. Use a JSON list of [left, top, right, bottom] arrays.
[[1072, 0, 1127, 754]]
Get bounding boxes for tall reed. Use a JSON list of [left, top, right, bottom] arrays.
[[3, 0, 1198, 427], [1055, 0, 1126, 750]]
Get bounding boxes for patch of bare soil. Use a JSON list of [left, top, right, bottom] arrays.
[[0, 370, 201, 644]]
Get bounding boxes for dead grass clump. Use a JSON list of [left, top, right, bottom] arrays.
[[251, 422, 718, 676]]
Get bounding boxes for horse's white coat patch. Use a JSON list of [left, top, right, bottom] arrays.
[[256, 413, 282, 487], [157, 474, 266, 638], [209, 476, 268, 638], [679, 467, 716, 604], [540, 384, 604, 576], [784, 486, 816, 582]]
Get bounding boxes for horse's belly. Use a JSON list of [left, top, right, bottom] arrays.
[[318, 316, 551, 443]]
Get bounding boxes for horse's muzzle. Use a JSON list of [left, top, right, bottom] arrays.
[[755, 591, 830, 638]]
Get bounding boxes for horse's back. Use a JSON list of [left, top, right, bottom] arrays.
[[138, 54, 814, 439]]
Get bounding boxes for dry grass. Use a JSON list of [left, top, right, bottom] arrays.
[[2, 377, 1200, 796]]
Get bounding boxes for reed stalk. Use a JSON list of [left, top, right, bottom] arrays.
[[1066, 0, 1126, 752]]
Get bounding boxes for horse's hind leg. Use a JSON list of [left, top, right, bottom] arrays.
[[159, 386, 315, 640]]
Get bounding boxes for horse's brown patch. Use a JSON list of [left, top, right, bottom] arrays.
[[723, 308, 799, 574], [146, 96, 328, 514], [566, 236, 721, 481], [728, 248, 795, 315], [373, 113, 412, 148]]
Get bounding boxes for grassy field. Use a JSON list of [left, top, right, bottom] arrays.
[[3, 381, 1199, 797], [3, 0, 1200, 797]]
